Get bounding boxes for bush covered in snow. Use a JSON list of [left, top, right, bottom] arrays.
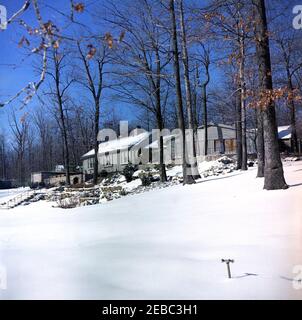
[[166, 156, 236, 179], [122, 164, 137, 182], [139, 172, 152, 186], [22, 157, 239, 209]]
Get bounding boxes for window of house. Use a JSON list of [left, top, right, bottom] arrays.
[[105, 152, 111, 166], [225, 139, 236, 153], [171, 138, 176, 160]]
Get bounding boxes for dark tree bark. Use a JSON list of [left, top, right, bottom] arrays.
[[0, 136, 7, 180], [239, 37, 248, 171], [154, 48, 168, 182], [9, 111, 28, 186], [235, 3, 248, 171], [93, 100, 100, 185], [169, 0, 195, 185], [236, 89, 243, 170], [256, 108, 265, 177], [253, 0, 288, 190], [53, 51, 71, 185], [286, 72, 298, 154], [202, 84, 208, 157], [197, 60, 210, 157], [193, 66, 200, 133]]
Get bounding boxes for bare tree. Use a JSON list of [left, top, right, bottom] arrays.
[[202, 0, 253, 170], [76, 39, 110, 185], [169, 0, 195, 185], [274, 32, 302, 155], [104, 0, 171, 182], [9, 111, 29, 185], [179, 0, 200, 179], [195, 44, 211, 156], [45, 49, 74, 185], [0, 133, 7, 180]]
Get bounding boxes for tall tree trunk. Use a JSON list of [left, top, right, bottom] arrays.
[[93, 101, 100, 185], [193, 66, 200, 132], [236, 89, 243, 170], [256, 108, 265, 177], [179, 0, 200, 179], [156, 113, 167, 182], [202, 83, 208, 157], [54, 52, 71, 186], [253, 0, 288, 190], [77, 42, 104, 186], [192, 69, 199, 133], [20, 151, 25, 186], [169, 0, 195, 185], [286, 71, 298, 154], [239, 32, 247, 170], [155, 49, 167, 182]]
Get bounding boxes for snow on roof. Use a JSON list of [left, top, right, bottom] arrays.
[[278, 125, 292, 140], [145, 134, 176, 149], [82, 132, 150, 158]]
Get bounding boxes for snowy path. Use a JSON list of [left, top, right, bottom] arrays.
[[0, 163, 302, 299]]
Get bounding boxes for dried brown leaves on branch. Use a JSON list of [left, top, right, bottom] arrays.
[[105, 33, 114, 49], [246, 87, 302, 109], [1, 0, 85, 108], [73, 3, 85, 13], [86, 44, 97, 59]]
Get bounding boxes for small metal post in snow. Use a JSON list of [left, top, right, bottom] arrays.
[[221, 259, 234, 279]]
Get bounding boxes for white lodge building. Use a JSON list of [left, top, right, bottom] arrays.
[[81, 124, 257, 176]]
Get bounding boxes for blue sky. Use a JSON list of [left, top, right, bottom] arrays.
[[0, 0, 133, 133], [0, 0, 300, 134]]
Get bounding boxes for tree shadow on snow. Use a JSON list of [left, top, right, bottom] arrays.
[[280, 276, 302, 283], [195, 172, 245, 185], [233, 273, 258, 279], [289, 183, 302, 188]]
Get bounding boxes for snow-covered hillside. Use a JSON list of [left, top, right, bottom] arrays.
[[0, 162, 302, 299]]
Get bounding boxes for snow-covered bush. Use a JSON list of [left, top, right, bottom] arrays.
[[218, 156, 233, 165], [122, 164, 137, 182], [57, 197, 80, 209], [139, 172, 152, 186], [100, 170, 108, 178], [101, 173, 126, 186]]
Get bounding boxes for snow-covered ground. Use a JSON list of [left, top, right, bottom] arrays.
[[0, 187, 30, 203], [0, 162, 302, 299]]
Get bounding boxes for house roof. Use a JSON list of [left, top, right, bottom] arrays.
[[82, 132, 150, 158], [278, 125, 292, 140], [198, 123, 236, 130]]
